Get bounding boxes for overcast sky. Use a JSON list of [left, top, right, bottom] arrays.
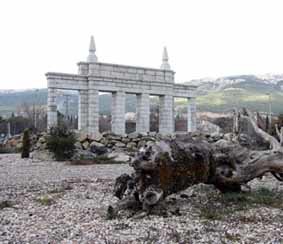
[[0, 0, 283, 89]]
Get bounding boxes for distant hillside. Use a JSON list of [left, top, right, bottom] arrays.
[[187, 74, 283, 114], [0, 89, 48, 117], [0, 89, 138, 117], [1, 73, 283, 117]]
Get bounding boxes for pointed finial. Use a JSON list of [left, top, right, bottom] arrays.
[[160, 46, 171, 70], [87, 36, 98, 62]]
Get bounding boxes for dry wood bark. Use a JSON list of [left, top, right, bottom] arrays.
[[107, 109, 283, 219]]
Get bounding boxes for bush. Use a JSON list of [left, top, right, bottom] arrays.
[[46, 125, 76, 161], [21, 128, 31, 158]]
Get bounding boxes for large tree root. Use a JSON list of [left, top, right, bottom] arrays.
[[108, 109, 283, 218]]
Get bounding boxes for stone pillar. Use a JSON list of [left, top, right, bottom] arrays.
[[187, 98, 197, 132], [88, 89, 99, 136], [112, 91, 126, 135], [47, 88, 57, 128], [136, 93, 150, 134], [159, 95, 174, 134], [78, 90, 88, 132]]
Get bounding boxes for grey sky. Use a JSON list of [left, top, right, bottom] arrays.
[[0, 0, 283, 89]]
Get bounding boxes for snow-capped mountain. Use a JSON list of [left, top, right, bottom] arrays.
[[186, 74, 283, 95]]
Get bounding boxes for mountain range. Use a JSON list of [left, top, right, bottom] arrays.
[[185, 74, 283, 114], [0, 73, 283, 117]]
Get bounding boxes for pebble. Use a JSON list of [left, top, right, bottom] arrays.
[[0, 154, 282, 243]]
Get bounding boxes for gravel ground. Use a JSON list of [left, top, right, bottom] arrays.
[[0, 154, 282, 244]]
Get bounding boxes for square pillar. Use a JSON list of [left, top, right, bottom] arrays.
[[136, 93, 150, 134], [112, 91, 125, 135], [88, 89, 99, 136], [78, 90, 88, 132], [159, 95, 174, 135], [188, 98, 197, 132], [47, 88, 57, 129]]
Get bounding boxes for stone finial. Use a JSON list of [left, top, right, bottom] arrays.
[[160, 46, 171, 70], [87, 36, 98, 62]]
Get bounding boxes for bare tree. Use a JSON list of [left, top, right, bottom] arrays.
[[17, 103, 47, 132]]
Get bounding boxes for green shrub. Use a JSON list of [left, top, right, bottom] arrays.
[[46, 125, 76, 161], [36, 195, 55, 206], [21, 128, 31, 158]]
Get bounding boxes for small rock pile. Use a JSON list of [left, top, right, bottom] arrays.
[[32, 131, 172, 162], [3, 130, 239, 163], [0, 133, 40, 153]]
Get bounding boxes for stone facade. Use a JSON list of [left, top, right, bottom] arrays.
[[46, 37, 197, 135]]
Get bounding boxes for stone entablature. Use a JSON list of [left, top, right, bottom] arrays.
[[46, 70, 195, 98], [78, 62, 175, 83], [46, 36, 197, 135]]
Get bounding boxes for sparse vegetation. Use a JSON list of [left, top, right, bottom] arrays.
[[46, 125, 76, 161], [0, 200, 14, 210], [199, 204, 225, 220], [199, 187, 283, 221], [221, 187, 283, 208], [69, 155, 125, 165], [36, 195, 55, 206]]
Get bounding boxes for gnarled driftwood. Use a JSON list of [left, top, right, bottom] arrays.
[[108, 109, 283, 219]]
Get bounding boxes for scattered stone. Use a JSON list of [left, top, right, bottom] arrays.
[[148, 131, 157, 137], [224, 132, 233, 141], [78, 133, 89, 143], [91, 133, 103, 142], [82, 141, 90, 150], [121, 138, 131, 143], [108, 152, 130, 162], [0, 154, 282, 243], [0, 200, 14, 210], [74, 142, 82, 149], [90, 141, 108, 155], [128, 132, 141, 139], [31, 150, 54, 161], [210, 132, 223, 142], [16, 142, 23, 151], [38, 137, 46, 144], [137, 140, 147, 148], [72, 149, 95, 160], [114, 142, 126, 148], [180, 193, 189, 199], [126, 142, 137, 149]]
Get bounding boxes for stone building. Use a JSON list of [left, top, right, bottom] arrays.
[[46, 36, 197, 135]]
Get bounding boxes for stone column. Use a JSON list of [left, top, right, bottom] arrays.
[[159, 95, 174, 134], [112, 91, 126, 135], [136, 93, 150, 134], [47, 88, 57, 128], [187, 98, 197, 132], [88, 89, 99, 136], [78, 90, 88, 132]]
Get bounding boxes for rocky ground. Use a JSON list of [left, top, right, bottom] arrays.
[[0, 154, 282, 244]]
